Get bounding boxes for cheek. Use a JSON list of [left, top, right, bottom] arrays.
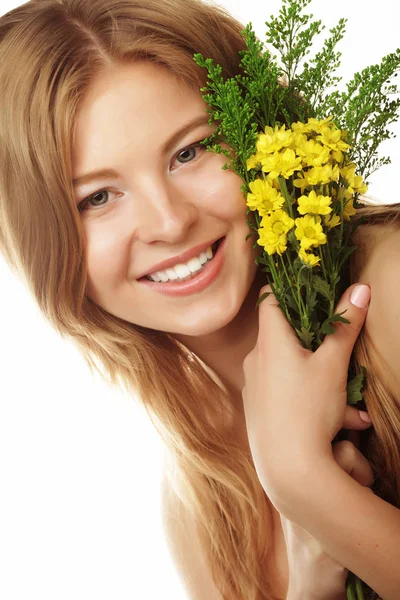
[[188, 166, 246, 220], [84, 227, 126, 300], [366, 281, 400, 391]]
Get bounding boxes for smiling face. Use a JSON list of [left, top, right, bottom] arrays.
[[72, 61, 259, 337], [357, 223, 400, 396]]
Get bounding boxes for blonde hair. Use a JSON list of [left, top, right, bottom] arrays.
[[0, 1, 276, 599], [351, 203, 400, 508]]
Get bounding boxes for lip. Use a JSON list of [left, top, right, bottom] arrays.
[[136, 237, 221, 280], [138, 237, 226, 297]]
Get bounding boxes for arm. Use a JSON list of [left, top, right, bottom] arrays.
[[241, 284, 395, 598], [276, 456, 400, 600]]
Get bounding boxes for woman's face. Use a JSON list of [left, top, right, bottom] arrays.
[[358, 223, 400, 394], [72, 61, 259, 336]]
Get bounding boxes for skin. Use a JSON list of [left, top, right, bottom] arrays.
[[72, 60, 264, 405], [357, 223, 400, 397]]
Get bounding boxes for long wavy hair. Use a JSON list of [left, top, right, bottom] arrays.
[[0, 1, 276, 599], [351, 203, 400, 508], [1, 2, 399, 598]]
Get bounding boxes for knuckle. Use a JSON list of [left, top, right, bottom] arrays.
[[260, 284, 271, 295], [332, 440, 358, 464], [334, 319, 360, 338]]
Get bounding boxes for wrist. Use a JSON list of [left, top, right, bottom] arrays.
[[271, 452, 337, 517]]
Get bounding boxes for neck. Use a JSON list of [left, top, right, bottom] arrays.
[[176, 269, 264, 400]]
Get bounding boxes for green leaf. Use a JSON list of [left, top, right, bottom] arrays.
[[255, 291, 272, 308], [295, 326, 315, 350], [320, 311, 349, 336], [347, 367, 367, 405], [312, 275, 332, 301]]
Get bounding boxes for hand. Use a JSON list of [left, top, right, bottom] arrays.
[[242, 283, 371, 503], [282, 440, 374, 600]]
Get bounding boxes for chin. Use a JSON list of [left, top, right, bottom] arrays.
[[171, 291, 247, 337]]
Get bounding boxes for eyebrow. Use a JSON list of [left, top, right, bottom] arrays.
[[72, 114, 211, 189]]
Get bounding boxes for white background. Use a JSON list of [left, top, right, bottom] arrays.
[[0, 1, 399, 599]]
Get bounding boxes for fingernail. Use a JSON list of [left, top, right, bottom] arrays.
[[359, 410, 372, 424], [350, 284, 371, 309]]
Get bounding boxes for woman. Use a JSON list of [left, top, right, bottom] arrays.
[[0, 0, 395, 598]]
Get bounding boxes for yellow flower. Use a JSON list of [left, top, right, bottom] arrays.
[[261, 148, 302, 179], [324, 214, 341, 229], [291, 121, 307, 133], [302, 116, 335, 134], [317, 127, 350, 153], [290, 131, 308, 149], [297, 190, 332, 216], [295, 214, 327, 250], [343, 198, 356, 220], [295, 138, 330, 168], [257, 124, 294, 154], [260, 208, 295, 233], [305, 163, 340, 186], [258, 209, 295, 255], [331, 149, 345, 163], [298, 247, 321, 267], [257, 228, 288, 255], [246, 179, 285, 215], [247, 152, 263, 171], [293, 172, 310, 191], [340, 164, 368, 195]]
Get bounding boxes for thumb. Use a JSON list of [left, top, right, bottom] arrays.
[[319, 283, 370, 365]]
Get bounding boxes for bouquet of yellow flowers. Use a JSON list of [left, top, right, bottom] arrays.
[[194, 0, 400, 597], [245, 116, 367, 351]]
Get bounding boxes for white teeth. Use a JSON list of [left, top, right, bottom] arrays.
[[158, 271, 170, 282], [165, 268, 179, 281], [175, 264, 191, 278], [146, 242, 219, 283], [187, 257, 202, 273]]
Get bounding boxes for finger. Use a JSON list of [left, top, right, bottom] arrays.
[[257, 285, 304, 356], [342, 405, 373, 431], [332, 440, 374, 489], [318, 283, 370, 365], [346, 430, 361, 449]]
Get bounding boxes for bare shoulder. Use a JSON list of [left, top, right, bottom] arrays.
[[160, 462, 224, 600]]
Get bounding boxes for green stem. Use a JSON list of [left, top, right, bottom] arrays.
[[346, 575, 357, 600], [339, 182, 345, 247], [317, 244, 328, 281], [268, 253, 296, 328], [324, 228, 333, 272], [278, 176, 295, 219], [279, 253, 300, 309], [355, 575, 365, 600], [295, 266, 308, 326]]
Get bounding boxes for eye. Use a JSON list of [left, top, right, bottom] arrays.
[[177, 146, 197, 163], [78, 190, 116, 213], [172, 141, 206, 169]]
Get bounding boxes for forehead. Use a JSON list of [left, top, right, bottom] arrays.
[[72, 61, 206, 171]]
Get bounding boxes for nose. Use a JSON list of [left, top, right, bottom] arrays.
[[133, 176, 198, 245]]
